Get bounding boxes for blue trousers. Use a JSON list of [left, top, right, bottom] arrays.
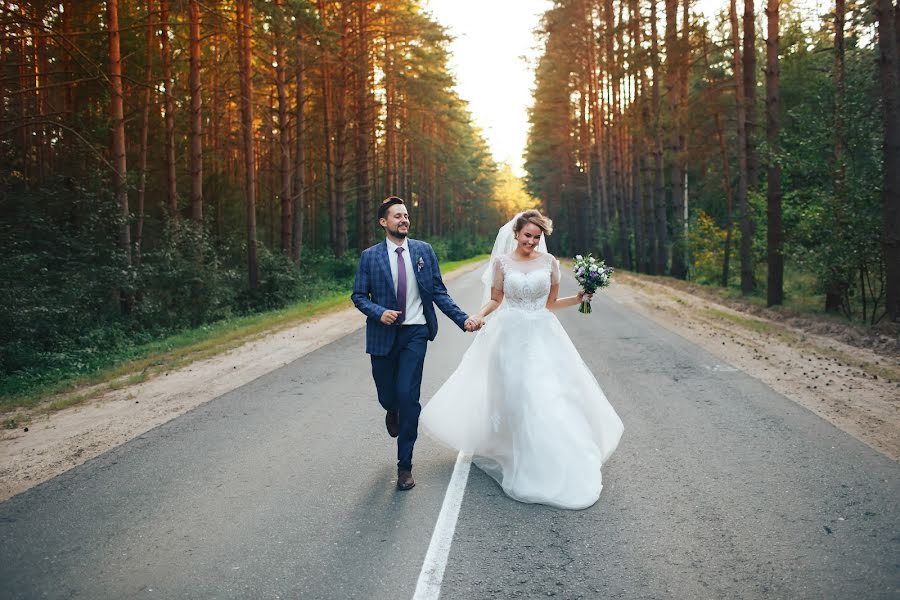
[[370, 324, 428, 471]]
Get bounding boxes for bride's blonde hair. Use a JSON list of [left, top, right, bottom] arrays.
[[513, 209, 553, 236]]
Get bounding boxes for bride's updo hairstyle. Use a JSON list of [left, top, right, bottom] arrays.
[[513, 209, 553, 236]]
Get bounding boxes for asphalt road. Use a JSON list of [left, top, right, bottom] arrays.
[[1, 264, 898, 599]]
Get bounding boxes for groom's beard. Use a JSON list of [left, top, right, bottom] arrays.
[[388, 225, 409, 238]]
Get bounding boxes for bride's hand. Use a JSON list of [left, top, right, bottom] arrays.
[[578, 290, 593, 302], [464, 316, 485, 332]]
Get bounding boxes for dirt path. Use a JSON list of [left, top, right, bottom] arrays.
[[1, 264, 897, 502]]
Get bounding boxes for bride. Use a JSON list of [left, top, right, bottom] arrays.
[[420, 210, 624, 510]]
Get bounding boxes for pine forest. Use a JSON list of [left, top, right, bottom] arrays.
[[0, 0, 897, 401]]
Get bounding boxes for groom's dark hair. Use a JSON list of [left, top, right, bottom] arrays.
[[378, 196, 405, 220]]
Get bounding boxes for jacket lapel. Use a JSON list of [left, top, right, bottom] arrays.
[[376, 241, 396, 303], [409, 239, 428, 291]]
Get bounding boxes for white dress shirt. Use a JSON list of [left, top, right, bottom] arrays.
[[386, 238, 426, 325]]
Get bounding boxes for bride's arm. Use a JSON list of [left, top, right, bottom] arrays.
[[476, 288, 504, 319], [546, 284, 591, 311], [545, 256, 590, 310]]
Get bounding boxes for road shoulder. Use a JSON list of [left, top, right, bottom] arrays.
[[605, 272, 899, 462], [0, 262, 485, 502]]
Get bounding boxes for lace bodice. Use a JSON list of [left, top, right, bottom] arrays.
[[492, 253, 561, 312]]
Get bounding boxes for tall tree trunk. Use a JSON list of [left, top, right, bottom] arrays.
[[355, 0, 373, 249], [318, 0, 337, 251], [577, 0, 595, 253], [667, 0, 688, 278], [136, 0, 154, 267], [701, 30, 736, 287], [160, 0, 177, 216], [615, 0, 631, 269], [877, 0, 900, 321], [189, 0, 203, 223], [766, 0, 783, 306], [604, 0, 620, 262], [61, 0, 74, 158], [630, 0, 649, 272], [107, 0, 131, 310], [32, 2, 48, 183], [584, 0, 606, 254], [237, 0, 258, 289], [332, 1, 350, 257], [716, 110, 736, 288], [212, 21, 224, 240], [275, 0, 292, 255], [744, 0, 759, 191], [293, 27, 307, 264], [578, 88, 591, 252], [384, 42, 396, 198], [826, 0, 847, 311], [649, 0, 667, 273], [730, 0, 756, 294], [665, 0, 681, 277], [16, 3, 30, 187]]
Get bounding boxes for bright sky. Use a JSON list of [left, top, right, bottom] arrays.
[[425, 0, 828, 179], [424, 0, 552, 177]]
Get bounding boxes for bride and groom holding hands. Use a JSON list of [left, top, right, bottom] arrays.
[[351, 196, 623, 510]]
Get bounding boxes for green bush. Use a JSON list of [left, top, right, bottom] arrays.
[[0, 176, 128, 376], [135, 220, 240, 329]]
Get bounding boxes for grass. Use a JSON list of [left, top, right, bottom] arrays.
[[2, 414, 30, 429], [701, 307, 778, 335], [0, 255, 489, 416], [618, 265, 854, 326]]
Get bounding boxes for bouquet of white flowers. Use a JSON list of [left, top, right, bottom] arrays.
[[572, 254, 613, 314]]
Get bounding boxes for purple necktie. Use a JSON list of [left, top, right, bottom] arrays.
[[395, 247, 406, 325]]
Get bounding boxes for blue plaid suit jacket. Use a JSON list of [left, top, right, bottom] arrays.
[[351, 239, 469, 356]]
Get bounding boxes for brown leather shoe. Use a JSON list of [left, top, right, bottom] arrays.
[[397, 469, 415, 491], [385, 410, 400, 438]]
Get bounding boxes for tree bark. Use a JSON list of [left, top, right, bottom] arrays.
[[766, 0, 783, 306], [666, 0, 686, 277], [578, 88, 591, 252], [237, 0, 258, 289], [672, 0, 691, 278], [136, 0, 154, 267], [877, 0, 900, 320], [744, 0, 759, 191], [730, 0, 756, 294], [583, 0, 607, 255], [318, 0, 337, 253], [107, 0, 131, 308], [615, 0, 631, 269], [332, 0, 350, 257], [651, 0, 668, 274], [826, 0, 847, 312], [293, 25, 307, 264], [160, 0, 177, 216], [354, 0, 373, 249], [189, 0, 203, 223], [274, 0, 292, 254]]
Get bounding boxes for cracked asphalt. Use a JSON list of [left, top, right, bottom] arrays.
[[0, 265, 898, 599]]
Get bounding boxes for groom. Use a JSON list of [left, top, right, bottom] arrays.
[[352, 197, 482, 490]]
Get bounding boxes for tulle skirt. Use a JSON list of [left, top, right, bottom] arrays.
[[421, 306, 624, 509]]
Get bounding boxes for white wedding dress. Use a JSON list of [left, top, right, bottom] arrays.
[[421, 252, 624, 509]]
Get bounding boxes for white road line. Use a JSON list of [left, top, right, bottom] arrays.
[[413, 452, 472, 600]]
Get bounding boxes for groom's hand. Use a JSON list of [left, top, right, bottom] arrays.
[[380, 310, 403, 325], [464, 317, 484, 332]]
